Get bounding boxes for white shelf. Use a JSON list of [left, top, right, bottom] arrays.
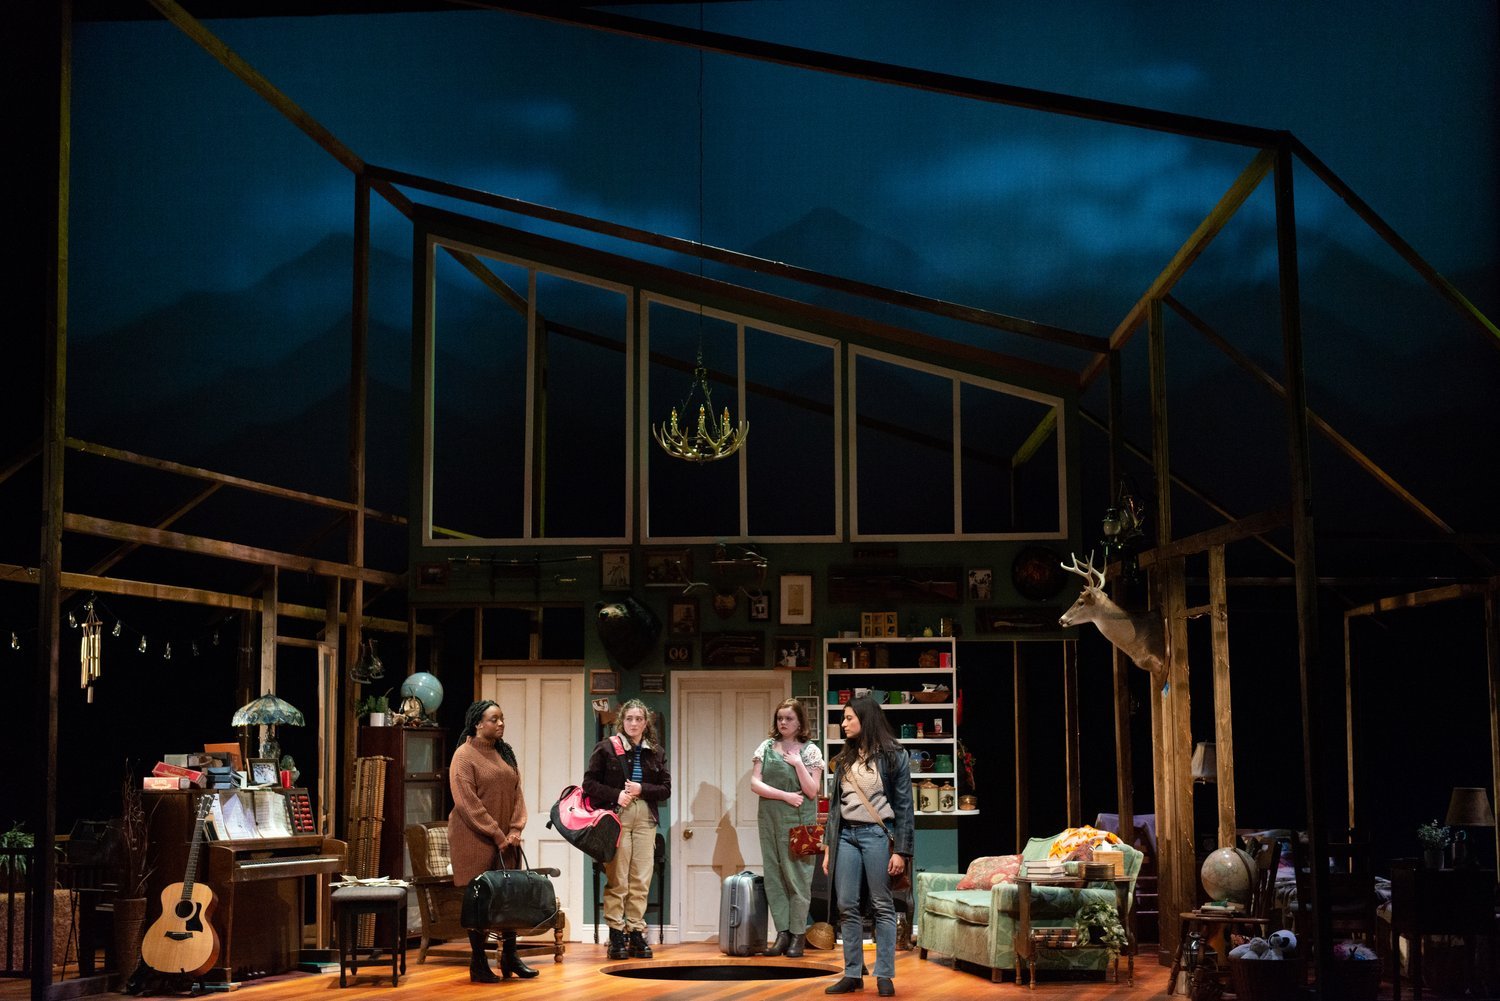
[[827, 702, 954, 711], [827, 637, 957, 644], [827, 668, 950, 676]]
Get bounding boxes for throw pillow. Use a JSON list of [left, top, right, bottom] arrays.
[[956, 853, 1022, 890], [426, 824, 451, 876]]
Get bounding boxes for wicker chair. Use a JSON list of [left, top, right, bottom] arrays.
[[404, 821, 566, 964]]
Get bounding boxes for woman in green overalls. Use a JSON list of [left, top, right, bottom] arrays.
[[751, 698, 825, 957]]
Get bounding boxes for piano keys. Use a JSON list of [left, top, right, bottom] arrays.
[[145, 790, 345, 985]]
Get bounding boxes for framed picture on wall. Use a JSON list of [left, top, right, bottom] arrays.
[[664, 641, 693, 666], [589, 670, 620, 694], [599, 549, 631, 591], [967, 567, 994, 600], [644, 548, 693, 588], [748, 593, 770, 621], [773, 637, 812, 669], [669, 598, 700, 636], [779, 572, 813, 625]]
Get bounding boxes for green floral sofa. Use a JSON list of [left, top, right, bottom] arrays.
[[914, 832, 1143, 983]]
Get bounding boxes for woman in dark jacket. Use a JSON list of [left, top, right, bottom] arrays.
[[583, 698, 672, 961], [821, 696, 914, 997]]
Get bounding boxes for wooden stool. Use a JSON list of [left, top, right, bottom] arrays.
[[333, 885, 408, 987]]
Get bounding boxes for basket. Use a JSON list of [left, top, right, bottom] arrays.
[[1229, 956, 1307, 1001], [1322, 958, 1380, 1001], [910, 687, 950, 704], [805, 921, 836, 951]]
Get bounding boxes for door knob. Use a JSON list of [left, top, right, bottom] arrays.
[[682, 828, 694, 840]]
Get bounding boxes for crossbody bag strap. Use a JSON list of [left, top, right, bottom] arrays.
[[847, 768, 894, 842]]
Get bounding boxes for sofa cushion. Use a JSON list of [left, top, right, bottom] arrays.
[[922, 889, 995, 925], [956, 853, 1022, 890], [425, 824, 451, 876]]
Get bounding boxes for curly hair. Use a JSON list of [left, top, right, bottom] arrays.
[[765, 698, 811, 742], [614, 698, 664, 752], [460, 698, 517, 769]]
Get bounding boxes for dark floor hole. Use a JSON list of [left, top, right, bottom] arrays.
[[606, 964, 829, 981]]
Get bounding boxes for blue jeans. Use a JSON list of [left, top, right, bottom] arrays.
[[834, 822, 896, 979]]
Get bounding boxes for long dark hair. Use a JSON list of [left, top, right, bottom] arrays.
[[461, 699, 517, 769], [831, 695, 902, 773]]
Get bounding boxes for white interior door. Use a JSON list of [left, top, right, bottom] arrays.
[[671, 670, 791, 942], [484, 669, 586, 938]]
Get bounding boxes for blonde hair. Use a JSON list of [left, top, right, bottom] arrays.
[[766, 698, 811, 742]]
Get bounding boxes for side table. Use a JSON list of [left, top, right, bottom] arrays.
[[1014, 875, 1134, 990], [1389, 861, 1494, 1001]]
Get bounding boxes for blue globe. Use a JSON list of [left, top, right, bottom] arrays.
[[400, 672, 445, 714]]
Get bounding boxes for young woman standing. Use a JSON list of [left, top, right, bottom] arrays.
[[749, 698, 824, 957]]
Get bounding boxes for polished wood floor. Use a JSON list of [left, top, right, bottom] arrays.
[[8, 941, 1172, 1000]]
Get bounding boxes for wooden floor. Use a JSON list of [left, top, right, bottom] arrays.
[[8, 943, 1172, 1000]]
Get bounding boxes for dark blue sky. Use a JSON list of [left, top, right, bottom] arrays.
[[68, 1, 1497, 339]]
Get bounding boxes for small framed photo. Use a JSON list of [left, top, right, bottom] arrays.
[[968, 567, 994, 601], [249, 758, 280, 787], [640, 673, 666, 694], [590, 669, 620, 694], [779, 572, 813, 625], [644, 547, 693, 588], [774, 637, 812, 669], [748, 593, 770, 621], [669, 597, 700, 636], [599, 549, 631, 591], [664, 641, 693, 666]]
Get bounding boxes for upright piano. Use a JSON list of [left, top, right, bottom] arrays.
[[144, 789, 345, 985]]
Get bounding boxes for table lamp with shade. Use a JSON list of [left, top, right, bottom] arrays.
[[231, 692, 304, 763], [1444, 786, 1495, 867]]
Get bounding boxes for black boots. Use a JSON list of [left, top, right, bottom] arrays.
[[784, 933, 806, 958], [627, 930, 654, 959], [766, 931, 792, 956], [498, 930, 538, 979], [825, 977, 862, 994], [468, 931, 499, 984], [606, 927, 628, 960]]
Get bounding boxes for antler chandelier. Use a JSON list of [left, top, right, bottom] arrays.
[[651, 347, 748, 463]]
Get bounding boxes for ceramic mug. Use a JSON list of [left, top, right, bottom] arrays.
[[900, 723, 917, 739]]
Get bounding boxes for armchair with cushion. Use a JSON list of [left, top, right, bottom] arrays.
[[915, 829, 1143, 983], [404, 822, 566, 965]]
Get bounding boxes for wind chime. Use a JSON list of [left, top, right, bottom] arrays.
[[79, 600, 103, 703]]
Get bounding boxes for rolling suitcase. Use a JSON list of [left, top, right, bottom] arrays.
[[718, 870, 768, 956]]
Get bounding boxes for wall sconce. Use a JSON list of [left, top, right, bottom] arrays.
[[1191, 741, 1217, 784]]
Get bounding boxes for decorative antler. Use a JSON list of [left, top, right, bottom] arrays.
[[1060, 551, 1106, 591]]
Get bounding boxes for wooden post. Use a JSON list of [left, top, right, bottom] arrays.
[[1345, 614, 1357, 833], [1107, 349, 1136, 844], [344, 173, 370, 828], [1487, 580, 1500, 876], [259, 568, 278, 753], [1274, 139, 1333, 986], [1063, 639, 1081, 828], [1014, 642, 1029, 852], [1208, 544, 1236, 846], [323, 578, 341, 841]]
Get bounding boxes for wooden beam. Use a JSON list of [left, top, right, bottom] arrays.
[[1344, 615, 1356, 833], [1063, 640, 1081, 828], [1013, 642, 1029, 852], [1290, 138, 1500, 353], [375, 164, 1106, 356], [1081, 147, 1276, 388], [1137, 508, 1291, 569], [61, 512, 402, 587], [1343, 582, 1487, 618], [63, 481, 224, 600], [66, 437, 406, 525], [0, 440, 40, 488], [1209, 545, 1236, 847]]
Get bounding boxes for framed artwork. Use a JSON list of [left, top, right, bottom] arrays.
[[967, 567, 994, 601], [664, 641, 693, 665], [599, 548, 631, 591], [414, 562, 449, 590], [779, 572, 813, 625], [589, 669, 620, 694], [248, 758, 280, 787], [644, 548, 693, 588], [860, 611, 898, 637], [773, 637, 812, 669], [748, 593, 770, 622], [669, 597, 700, 636], [640, 673, 666, 694], [711, 589, 738, 619], [702, 631, 765, 667]]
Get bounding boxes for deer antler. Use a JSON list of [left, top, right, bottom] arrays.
[[1061, 551, 1106, 590]]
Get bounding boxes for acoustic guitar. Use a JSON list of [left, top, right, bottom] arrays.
[[140, 794, 221, 976]]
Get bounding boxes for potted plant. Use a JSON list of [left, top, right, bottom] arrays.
[[1073, 898, 1127, 956], [1416, 819, 1450, 869], [0, 822, 34, 892], [357, 692, 391, 727]]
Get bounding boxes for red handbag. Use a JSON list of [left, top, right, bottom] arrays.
[[788, 823, 825, 857]]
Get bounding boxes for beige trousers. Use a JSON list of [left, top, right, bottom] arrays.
[[602, 798, 657, 932]]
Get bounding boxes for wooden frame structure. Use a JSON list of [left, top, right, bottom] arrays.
[[23, 4, 1497, 998]]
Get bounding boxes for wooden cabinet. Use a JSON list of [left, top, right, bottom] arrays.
[[356, 727, 448, 881], [821, 636, 974, 815]]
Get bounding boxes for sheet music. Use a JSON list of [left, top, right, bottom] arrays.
[[253, 791, 293, 837], [207, 793, 229, 840], [218, 790, 260, 840]]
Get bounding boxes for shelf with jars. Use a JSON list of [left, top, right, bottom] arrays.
[[822, 636, 975, 816]]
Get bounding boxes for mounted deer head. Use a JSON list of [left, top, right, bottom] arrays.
[[1058, 551, 1167, 683]]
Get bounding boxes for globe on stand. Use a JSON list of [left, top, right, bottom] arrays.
[[400, 672, 445, 717], [1200, 846, 1256, 905]]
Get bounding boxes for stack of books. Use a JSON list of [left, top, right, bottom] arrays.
[[1198, 900, 1246, 914], [1023, 859, 1067, 881]]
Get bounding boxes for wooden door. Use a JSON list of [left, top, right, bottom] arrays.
[[670, 670, 791, 942], [484, 669, 586, 937]]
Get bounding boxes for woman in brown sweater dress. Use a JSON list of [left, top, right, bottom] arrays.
[[449, 699, 536, 982]]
